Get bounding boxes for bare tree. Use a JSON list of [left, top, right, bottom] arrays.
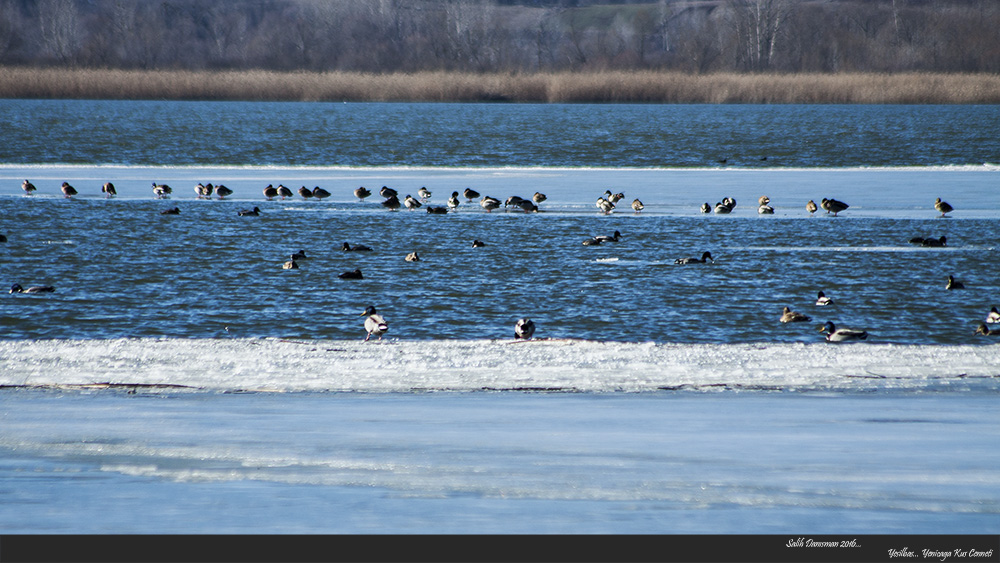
[[726, 0, 791, 71], [38, 0, 82, 64]]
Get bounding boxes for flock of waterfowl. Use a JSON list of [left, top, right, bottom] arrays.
[[9, 178, 992, 342]]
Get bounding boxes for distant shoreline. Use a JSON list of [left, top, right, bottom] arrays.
[[2, 67, 999, 104]]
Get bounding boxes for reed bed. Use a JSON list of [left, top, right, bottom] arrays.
[[2, 67, 998, 104]]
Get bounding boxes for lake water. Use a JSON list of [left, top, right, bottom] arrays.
[[0, 100, 998, 538]]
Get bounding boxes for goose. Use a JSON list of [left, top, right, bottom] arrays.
[[354, 186, 372, 201], [820, 321, 868, 342], [631, 199, 644, 213], [447, 192, 461, 211], [934, 197, 953, 217], [160, 207, 180, 215], [480, 196, 501, 212], [291, 250, 307, 260], [361, 305, 388, 341], [215, 185, 233, 199], [986, 306, 1000, 324], [596, 197, 615, 214], [380, 186, 398, 199], [277, 185, 293, 199], [263, 184, 278, 200], [339, 269, 364, 280], [312, 187, 331, 199], [342, 242, 373, 252], [10, 283, 55, 294], [426, 206, 449, 214], [61, 182, 78, 198], [675, 251, 713, 265], [282, 259, 298, 270], [700, 202, 711, 213], [472, 240, 486, 248], [946, 275, 964, 290], [22, 180, 36, 195], [463, 187, 480, 202], [382, 195, 401, 211], [780, 306, 811, 323], [405, 252, 420, 262], [815, 291, 833, 306], [975, 323, 998, 336], [151, 182, 171, 198], [515, 318, 536, 340], [403, 195, 422, 210], [102, 182, 116, 198], [594, 230, 622, 243], [238, 207, 261, 217], [921, 236, 947, 247], [758, 204, 774, 214], [417, 186, 432, 201], [298, 186, 313, 199], [533, 192, 547, 205], [806, 200, 818, 214], [820, 198, 848, 216]]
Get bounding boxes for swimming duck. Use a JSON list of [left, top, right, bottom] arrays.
[[382, 195, 401, 211], [582, 237, 601, 246], [596, 197, 615, 214], [758, 204, 774, 214], [405, 252, 420, 262], [480, 196, 501, 213], [986, 306, 1000, 324], [594, 230, 622, 243], [151, 182, 171, 198], [674, 251, 713, 265], [403, 195, 422, 210], [312, 187, 331, 199], [427, 206, 449, 214], [700, 202, 711, 213], [160, 207, 180, 215], [291, 250, 307, 260], [282, 259, 298, 270], [238, 207, 261, 216], [472, 240, 486, 248], [820, 198, 848, 216], [815, 291, 833, 306], [946, 275, 965, 290], [10, 283, 55, 294], [447, 192, 461, 211], [417, 187, 432, 201], [934, 197, 953, 217], [806, 200, 817, 214], [631, 199, 644, 213], [277, 185, 293, 199], [361, 305, 388, 341], [215, 185, 233, 199], [780, 306, 811, 323], [515, 318, 536, 340], [22, 180, 36, 195], [380, 186, 398, 199], [298, 186, 313, 199], [343, 242, 373, 252], [975, 323, 998, 336], [533, 192, 547, 205], [355, 186, 372, 201], [61, 182, 78, 198], [339, 269, 364, 280], [820, 321, 868, 342], [921, 236, 947, 247], [263, 184, 278, 200], [102, 182, 116, 198]]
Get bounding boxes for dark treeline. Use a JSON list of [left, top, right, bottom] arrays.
[[2, 0, 998, 74]]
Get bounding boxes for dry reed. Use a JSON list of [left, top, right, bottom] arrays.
[[2, 67, 998, 104]]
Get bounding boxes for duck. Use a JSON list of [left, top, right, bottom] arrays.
[[382, 195, 401, 211], [700, 202, 711, 214], [405, 252, 420, 262], [403, 195, 422, 210], [596, 197, 615, 214], [291, 250, 307, 260], [282, 259, 298, 270], [447, 191, 461, 211], [605, 191, 625, 205], [517, 200, 538, 213], [674, 251, 713, 265], [806, 200, 818, 214], [532, 192, 547, 205], [238, 207, 261, 216], [820, 321, 868, 342], [10, 283, 55, 294], [426, 206, 449, 214], [758, 204, 774, 214], [160, 207, 180, 215], [361, 305, 388, 341], [61, 182, 78, 198], [463, 187, 481, 202], [102, 182, 117, 198], [312, 186, 331, 199], [215, 185, 233, 199], [480, 196, 501, 212], [820, 198, 849, 216], [263, 184, 278, 200], [631, 199, 644, 213], [22, 180, 36, 195], [975, 323, 998, 336], [380, 186, 398, 199], [355, 186, 372, 201], [594, 230, 622, 243], [921, 236, 947, 247], [194, 183, 211, 198], [986, 306, 1000, 324], [582, 237, 601, 246], [515, 318, 536, 340], [417, 186, 432, 201], [934, 197, 953, 217], [343, 242, 373, 252], [946, 275, 965, 290], [505, 196, 525, 210], [151, 182, 171, 198], [472, 240, 486, 248], [815, 291, 833, 306], [298, 186, 313, 199], [714, 198, 736, 214], [758, 195, 770, 206], [339, 269, 364, 280], [277, 185, 293, 199], [780, 306, 811, 323]]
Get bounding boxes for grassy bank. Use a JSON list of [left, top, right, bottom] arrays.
[[2, 67, 999, 104]]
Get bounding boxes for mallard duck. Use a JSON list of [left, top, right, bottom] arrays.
[[351, 186, 371, 201], [403, 195, 422, 210], [61, 182, 78, 198], [277, 185, 293, 199], [596, 197, 615, 214], [263, 184, 278, 200], [934, 197, 953, 217], [594, 230, 622, 243], [780, 306, 811, 323], [675, 251, 713, 265], [700, 202, 711, 213], [215, 185, 233, 199], [480, 196, 501, 212], [820, 321, 868, 342], [946, 275, 965, 290], [820, 198, 848, 216], [533, 192, 547, 205], [463, 187, 480, 202], [238, 207, 261, 216], [339, 269, 364, 280], [714, 198, 736, 214], [380, 186, 398, 199], [631, 199, 644, 213], [312, 187, 331, 199], [505, 196, 525, 209], [921, 236, 947, 247], [22, 180, 36, 195], [282, 259, 298, 270], [472, 239, 486, 248], [342, 242, 372, 252], [361, 305, 388, 341], [194, 183, 213, 198], [102, 182, 116, 198], [10, 283, 55, 294], [151, 182, 170, 198], [517, 200, 538, 213], [382, 195, 401, 211], [447, 192, 461, 211], [405, 252, 420, 262], [160, 207, 180, 215], [986, 306, 1000, 324], [417, 186, 432, 201], [582, 237, 601, 246], [606, 191, 625, 204], [975, 323, 998, 336], [815, 291, 833, 306], [298, 186, 313, 199], [515, 318, 536, 340], [806, 200, 817, 214]]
